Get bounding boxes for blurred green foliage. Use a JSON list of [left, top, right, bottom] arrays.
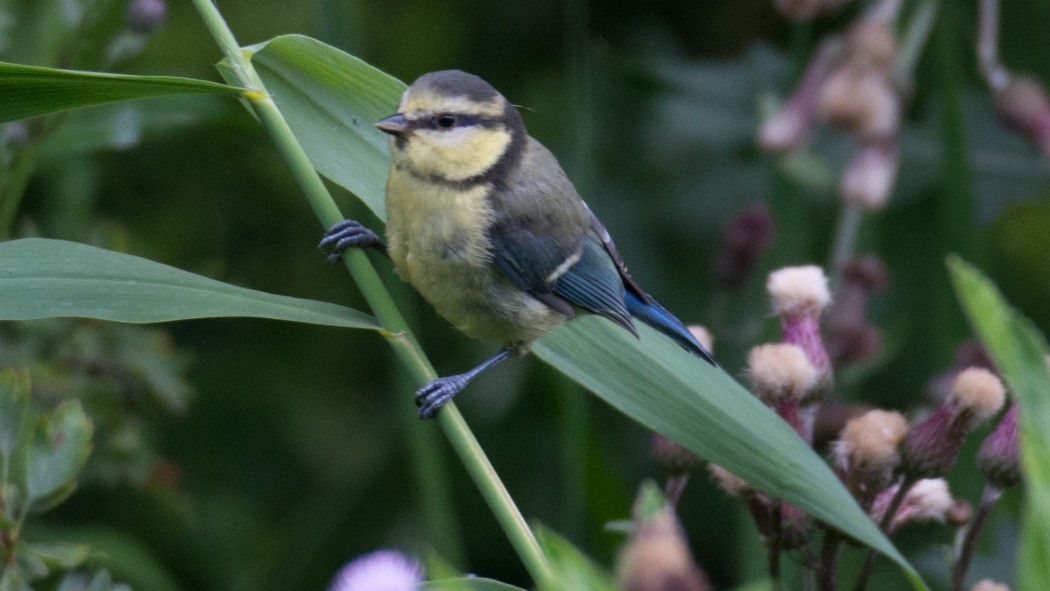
[[1, 0, 1049, 590]]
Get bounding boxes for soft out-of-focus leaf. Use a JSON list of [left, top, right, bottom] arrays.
[[536, 527, 619, 591], [247, 34, 405, 219], [40, 526, 180, 591], [948, 256, 1050, 591], [0, 369, 32, 460], [0, 238, 379, 329], [25, 401, 92, 511], [25, 542, 90, 570], [0, 61, 243, 123], [237, 37, 927, 588]]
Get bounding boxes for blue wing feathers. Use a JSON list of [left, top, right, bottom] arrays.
[[625, 291, 717, 366]]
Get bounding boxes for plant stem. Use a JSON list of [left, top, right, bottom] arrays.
[[828, 201, 863, 290], [0, 144, 38, 242], [951, 485, 1002, 591], [852, 476, 914, 591], [189, 0, 552, 584], [768, 500, 783, 591], [819, 529, 840, 591]]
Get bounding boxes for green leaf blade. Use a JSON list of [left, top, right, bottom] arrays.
[[249, 34, 406, 220], [0, 238, 379, 329], [947, 255, 1050, 591], [25, 400, 93, 511], [535, 318, 925, 588], [0, 61, 243, 123]]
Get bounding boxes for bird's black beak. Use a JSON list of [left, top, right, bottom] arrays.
[[375, 113, 409, 137]]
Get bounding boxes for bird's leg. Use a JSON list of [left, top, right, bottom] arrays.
[[318, 219, 388, 262], [416, 348, 516, 419]]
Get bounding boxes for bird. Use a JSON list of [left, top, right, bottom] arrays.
[[320, 70, 715, 419]]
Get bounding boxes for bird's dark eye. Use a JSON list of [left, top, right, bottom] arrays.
[[436, 114, 457, 129]]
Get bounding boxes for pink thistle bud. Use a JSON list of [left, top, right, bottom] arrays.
[[125, 0, 167, 33], [767, 266, 832, 377], [759, 40, 841, 152], [840, 139, 899, 210], [843, 255, 889, 292], [971, 580, 1010, 591], [748, 343, 820, 441], [902, 368, 1006, 478], [870, 478, 954, 532], [329, 550, 424, 591], [995, 74, 1050, 156], [946, 498, 974, 527], [833, 409, 908, 504], [707, 464, 752, 497], [712, 205, 776, 289], [617, 509, 713, 591], [651, 433, 701, 475], [976, 403, 1021, 489], [773, 0, 851, 21], [687, 325, 714, 353]]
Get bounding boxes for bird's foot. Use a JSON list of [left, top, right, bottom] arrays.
[[415, 375, 469, 419], [318, 219, 387, 262]]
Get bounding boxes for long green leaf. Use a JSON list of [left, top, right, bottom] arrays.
[[246, 35, 924, 588], [0, 61, 244, 123], [0, 238, 379, 329], [948, 256, 1050, 591], [249, 35, 404, 219]]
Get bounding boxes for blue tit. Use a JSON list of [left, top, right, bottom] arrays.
[[321, 70, 715, 419]]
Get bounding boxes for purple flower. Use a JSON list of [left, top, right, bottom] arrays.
[[329, 550, 424, 591]]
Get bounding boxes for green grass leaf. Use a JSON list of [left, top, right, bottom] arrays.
[[240, 35, 926, 589], [0, 238, 379, 329], [248, 34, 405, 219], [947, 255, 1050, 591], [0, 61, 243, 123]]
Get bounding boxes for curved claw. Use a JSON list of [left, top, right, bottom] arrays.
[[319, 219, 387, 261], [415, 376, 469, 419]]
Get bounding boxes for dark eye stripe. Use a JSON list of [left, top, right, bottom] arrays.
[[420, 113, 494, 130]]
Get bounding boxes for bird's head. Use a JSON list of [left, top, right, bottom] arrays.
[[376, 70, 526, 184]]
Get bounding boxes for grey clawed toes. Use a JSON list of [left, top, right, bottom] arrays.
[[415, 376, 467, 419], [319, 219, 386, 261]]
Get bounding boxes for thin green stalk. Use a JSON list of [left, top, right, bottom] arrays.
[[827, 200, 864, 290], [190, 0, 551, 584], [0, 145, 38, 241]]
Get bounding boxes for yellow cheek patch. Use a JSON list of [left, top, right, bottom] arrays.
[[405, 126, 512, 181]]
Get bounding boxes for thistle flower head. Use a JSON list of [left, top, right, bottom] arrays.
[[617, 509, 712, 591], [871, 478, 954, 532], [712, 206, 775, 289], [995, 74, 1050, 155], [840, 139, 899, 210], [758, 40, 841, 153], [977, 403, 1021, 489], [843, 255, 889, 292], [970, 580, 1010, 591], [651, 433, 701, 475], [767, 266, 832, 319], [767, 266, 832, 377], [948, 368, 1007, 428], [903, 368, 1006, 478], [773, 0, 850, 20], [329, 550, 423, 591], [687, 325, 715, 353], [125, 0, 167, 33], [707, 463, 752, 497], [747, 344, 820, 405], [834, 409, 907, 498]]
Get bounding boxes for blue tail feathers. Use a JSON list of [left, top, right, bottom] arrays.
[[625, 291, 717, 366]]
